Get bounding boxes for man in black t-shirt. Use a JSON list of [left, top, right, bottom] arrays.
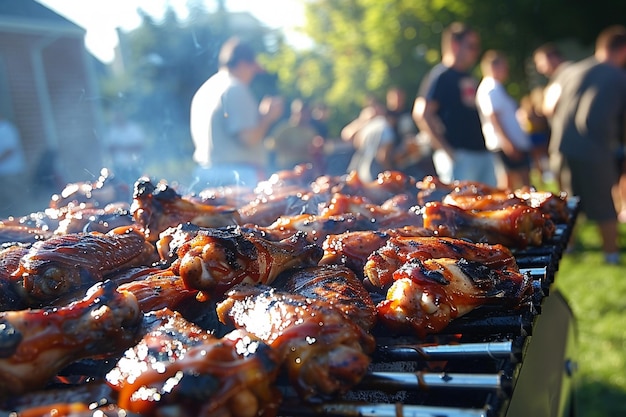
[[412, 22, 496, 186]]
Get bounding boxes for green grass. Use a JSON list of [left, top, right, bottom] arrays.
[[554, 219, 626, 417]]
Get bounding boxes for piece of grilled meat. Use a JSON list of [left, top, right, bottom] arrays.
[[131, 178, 241, 242], [176, 226, 323, 297], [364, 236, 532, 337], [422, 201, 554, 248], [281, 264, 377, 332], [217, 284, 375, 401], [0, 281, 142, 396], [106, 308, 281, 417], [10, 226, 158, 306], [320, 226, 434, 277]]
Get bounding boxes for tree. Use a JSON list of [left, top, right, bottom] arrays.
[[271, 0, 626, 134]]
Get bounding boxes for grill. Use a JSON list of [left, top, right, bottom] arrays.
[[275, 199, 580, 417]]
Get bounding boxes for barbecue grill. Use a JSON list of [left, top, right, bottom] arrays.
[[275, 199, 580, 417]]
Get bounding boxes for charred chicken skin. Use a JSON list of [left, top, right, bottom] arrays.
[[175, 226, 323, 296], [131, 177, 241, 242], [0, 281, 142, 396], [320, 226, 433, 276], [217, 284, 376, 401], [364, 236, 520, 289], [282, 264, 377, 332], [364, 236, 532, 337], [10, 226, 158, 306], [106, 308, 281, 417]]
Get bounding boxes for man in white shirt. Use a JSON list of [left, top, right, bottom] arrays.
[[476, 50, 532, 189], [190, 37, 283, 190]]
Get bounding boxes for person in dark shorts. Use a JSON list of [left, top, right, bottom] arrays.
[[546, 25, 626, 264], [476, 50, 532, 189]]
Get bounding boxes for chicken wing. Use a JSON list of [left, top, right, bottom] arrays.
[[422, 201, 554, 248], [107, 308, 281, 416], [0, 281, 142, 396], [10, 226, 158, 306], [176, 226, 323, 296], [217, 284, 375, 401]]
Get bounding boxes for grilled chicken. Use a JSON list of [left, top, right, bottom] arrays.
[[282, 264, 377, 332], [176, 226, 323, 296], [217, 284, 376, 400], [0, 245, 30, 311], [422, 201, 554, 248], [107, 308, 281, 417], [116, 270, 198, 313], [10, 226, 158, 306], [329, 170, 419, 205], [416, 175, 502, 205], [364, 236, 520, 289], [1, 381, 123, 417], [320, 226, 433, 276], [513, 187, 570, 223], [0, 281, 142, 396], [364, 236, 532, 337], [131, 177, 241, 242]]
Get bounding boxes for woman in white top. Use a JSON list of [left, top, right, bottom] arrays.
[[476, 50, 532, 189]]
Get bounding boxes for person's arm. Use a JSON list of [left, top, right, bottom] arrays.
[[341, 106, 375, 143], [489, 111, 522, 159], [239, 96, 284, 147], [542, 82, 562, 119], [412, 97, 455, 160]]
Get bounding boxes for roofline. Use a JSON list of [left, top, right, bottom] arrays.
[[0, 16, 85, 37]]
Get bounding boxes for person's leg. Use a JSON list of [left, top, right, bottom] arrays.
[[599, 219, 620, 264]]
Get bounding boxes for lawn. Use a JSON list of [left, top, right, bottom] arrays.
[[554, 218, 626, 417]]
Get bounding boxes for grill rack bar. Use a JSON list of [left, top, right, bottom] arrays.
[[360, 371, 507, 391], [374, 340, 518, 362], [278, 402, 490, 417]]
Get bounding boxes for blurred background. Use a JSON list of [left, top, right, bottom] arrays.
[[2, 0, 625, 207]]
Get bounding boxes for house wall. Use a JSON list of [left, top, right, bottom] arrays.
[[0, 31, 103, 202]]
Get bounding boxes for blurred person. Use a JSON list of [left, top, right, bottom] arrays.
[[0, 114, 27, 217], [413, 22, 497, 186], [190, 37, 284, 189], [533, 42, 573, 190], [103, 110, 146, 188], [476, 50, 532, 190], [518, 88, 552, 183], [266, 98, 320, 172], [345, 99, 395, 182], [386, 86, 435, 179], [310, 101, 330, 140], [546, 25, 626, 264]]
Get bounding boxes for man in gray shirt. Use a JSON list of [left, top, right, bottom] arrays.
[[546, 25, 626, 264]]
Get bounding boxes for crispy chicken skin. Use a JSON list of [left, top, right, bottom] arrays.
[[107, 308, 281, 417], [320, 226, 433, 276], [176, 226, 322, 295], [217, 284, 375, 401], [0, 281, 142, 396], [364, 236, 532, 337], [282, 264, 377, 332], [10, 226, 158, 306], [132, 177, 241, 242], [422, 201, 554, 248]]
